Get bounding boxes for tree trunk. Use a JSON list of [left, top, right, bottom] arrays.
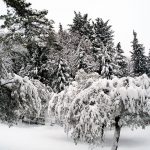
[[101, 123, 105, 142], [111, 116, 121, 150]]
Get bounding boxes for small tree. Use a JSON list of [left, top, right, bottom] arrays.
[[131, 30, 147, 76], [51, 58, 72, 93], [115, 42, 128, 77]]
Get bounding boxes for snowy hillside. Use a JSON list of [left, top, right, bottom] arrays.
[[0, 123, 149, 150]]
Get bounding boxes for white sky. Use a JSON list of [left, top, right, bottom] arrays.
[[0, 0, 150, 56]]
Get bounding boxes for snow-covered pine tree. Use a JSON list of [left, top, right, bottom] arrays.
[[57, 23, 65, 46], [92, 18, 114, 46], [52, 58, 72, 93], [69, 11, 93, 39], [131, 30, 147, 76], [115, 42, 128, 77], [91, 18, 117, 76], [100, 43, 113, 79]]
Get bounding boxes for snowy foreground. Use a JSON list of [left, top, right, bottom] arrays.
[[0, 123, 150, 150]]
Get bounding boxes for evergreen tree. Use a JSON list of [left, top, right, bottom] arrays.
[[115, 42, 128, 77], [92, 18, 114, 46], [92, 18, 114, 63], [52, 58, 72, 93], [57, 23, 69, 49], [100, 43, 116, 79], [131, 31, 147, 76], [91, 18, 116, 76], [69, 11, 93, 39]]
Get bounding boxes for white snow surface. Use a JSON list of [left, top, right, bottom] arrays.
[[0, 123, 150, 150]]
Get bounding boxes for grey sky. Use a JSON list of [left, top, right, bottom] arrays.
[[0, 0, 150, 56]]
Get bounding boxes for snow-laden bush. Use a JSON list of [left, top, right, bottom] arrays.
[[0, 73, 53, 124], [48, 70, 150, 150]]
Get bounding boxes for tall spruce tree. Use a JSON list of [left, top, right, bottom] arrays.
[[131, 31, 147, 76], [92, 18, 116, 76], [115, 42, 128, 77]]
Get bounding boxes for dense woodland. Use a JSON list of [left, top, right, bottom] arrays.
[[0, 0, 150, 150]]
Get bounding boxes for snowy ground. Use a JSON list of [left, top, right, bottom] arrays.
[[0, 123, 150, 150]]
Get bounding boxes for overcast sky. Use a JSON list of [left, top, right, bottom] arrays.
[[0, 0, 150, 56]]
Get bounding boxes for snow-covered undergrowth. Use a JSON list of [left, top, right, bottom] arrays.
[[0, 123, 150, 150]]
